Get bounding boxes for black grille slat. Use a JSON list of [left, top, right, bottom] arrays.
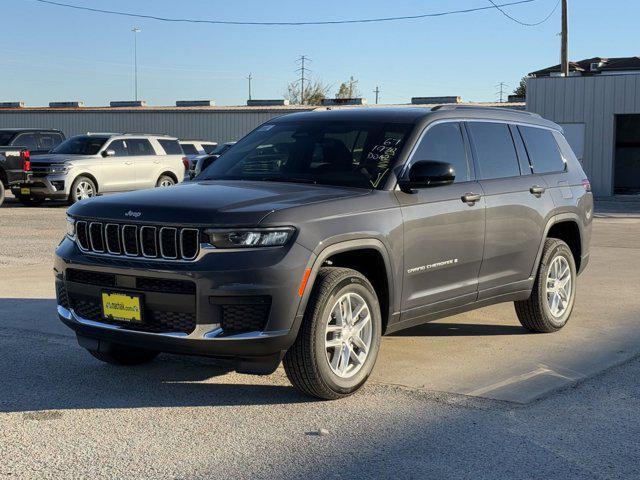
[[105, 224, 121, 254], [221, 304, 270, 334], [135, 277, 196, 294], [76, 221, 89, 250], [73, 220, 199, 261], [66, 269, 117, 287], [89, 222, 105, 252], [56, 282, 69, 308], [140, 226, 158, 258]]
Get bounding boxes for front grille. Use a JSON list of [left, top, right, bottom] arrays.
[[221, 304, 270, 334], [75, 220, 200, 261], [135, 277, 196, 294], [56, 282, 70, 309], [65, 268, 194, 295], [68, 296, 196, 334]]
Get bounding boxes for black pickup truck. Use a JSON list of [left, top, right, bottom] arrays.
[[0, 128, 65, 206]]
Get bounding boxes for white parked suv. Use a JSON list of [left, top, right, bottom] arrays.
[[16, 133, 187, 205]]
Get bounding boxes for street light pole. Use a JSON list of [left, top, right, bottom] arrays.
[[132, 27, 141, 101]]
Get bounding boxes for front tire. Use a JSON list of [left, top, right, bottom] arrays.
[[88, 345, 159, 366], [68, 175, 97, 205], [283, 267, 382, 400], [515, 238, 577, 333]]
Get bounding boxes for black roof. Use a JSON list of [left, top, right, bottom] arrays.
[[0, 127, 63, 133], [529, 56, 640, 76]]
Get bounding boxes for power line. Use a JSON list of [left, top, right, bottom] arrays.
[[487, 0, 561, 26], [31, 0, 541, 26]]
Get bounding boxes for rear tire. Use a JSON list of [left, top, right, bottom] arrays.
[[156, 175, 175, 187], [0, 182, 5, 207], [515, 238, 577, 333], [68, 175, 97, 205], [88, 346, 159, 366], [283, 267, 382, 400]]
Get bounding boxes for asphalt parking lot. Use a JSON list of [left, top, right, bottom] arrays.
[[1, 193, 639, 479]]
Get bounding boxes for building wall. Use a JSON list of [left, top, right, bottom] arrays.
[[0, 108, 308, 144], [527, 74, 640, 196]]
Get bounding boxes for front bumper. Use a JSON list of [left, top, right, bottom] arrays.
[[55, 237, 313, 368], [12, 174, 68, 199]]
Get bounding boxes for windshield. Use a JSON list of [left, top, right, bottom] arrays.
[[0, 132, 15, 146], [200, 121, 414, 189], [51, 135, 108, 155]]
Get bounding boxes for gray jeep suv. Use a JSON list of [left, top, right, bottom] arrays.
[[55, 106, 592, 399]]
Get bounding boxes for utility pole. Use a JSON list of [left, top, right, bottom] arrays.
[[131, 27, 141, 101], [496, 82, 508, 103], [561, 0, 569, 76], [373, 86, 380, 104], [247, 73, 253, 101], [295, 55, 310, 104]]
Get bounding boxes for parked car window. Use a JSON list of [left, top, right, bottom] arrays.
[[39, 132, 64, 151], [468, 122, 520, 179], [126, 139, 155, 156], [0, 132, 15, 146], [518, 126, 566, 173], [106, 140, 128, 156], [12, 133, 39, 151], [202, 143, 217, 154], [510, 125, 533, 175], [158, 139, 183, 155], [200, 121, 414, 189], [51, 136, 109, 155], [412, 122, 470, 183], [180, 143, 199, 155]]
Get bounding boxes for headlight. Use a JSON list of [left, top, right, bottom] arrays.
[[204, 227, 295, 248], [49, 164, 69, 174], [66, 216, 76, 239]]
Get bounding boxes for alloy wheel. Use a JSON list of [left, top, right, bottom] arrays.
[[75, 181, 94, 200], [545, 255, 572, 317]]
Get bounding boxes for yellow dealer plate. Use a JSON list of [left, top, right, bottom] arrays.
[[102, 292, 143, 323], [20, 187, 31, 195]]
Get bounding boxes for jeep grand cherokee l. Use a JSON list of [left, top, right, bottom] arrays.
[[55, 106, 592, 399]]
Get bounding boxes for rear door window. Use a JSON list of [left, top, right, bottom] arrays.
[[11, 133, 39, 151], [467, 122, 520, 179], [411, 122, 470, 183], [126, 139, 155, 156], [518, 126, 566, 173], [158, 139, 183, 155]]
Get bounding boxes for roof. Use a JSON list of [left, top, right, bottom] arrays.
[[0, 127, 63, 132], [529, 56, 640, 76]]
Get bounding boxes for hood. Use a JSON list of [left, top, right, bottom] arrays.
[[30, 153, 95, 164], [67, 180, 370, 226]]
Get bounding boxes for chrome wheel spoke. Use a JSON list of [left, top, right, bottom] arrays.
[[545, 255, 572, 318]]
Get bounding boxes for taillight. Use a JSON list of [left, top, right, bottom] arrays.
[[182, 156, 190, 171], [582, 179, 591, 192], [21, 150, 31, 172]]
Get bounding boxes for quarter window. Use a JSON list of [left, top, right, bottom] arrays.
[[518, 126, 566, 173], [468, 122, 520, 180], [12, 133, 39, 151], [411, 122, 470, 183], [180, 143, 199, 155], [158, 139, 183, 155], [126, 139, 155, 156]]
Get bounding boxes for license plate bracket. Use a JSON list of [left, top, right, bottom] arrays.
[[101, 291, 144, 323]]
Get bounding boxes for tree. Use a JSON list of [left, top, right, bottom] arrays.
[[513, 77, 528, 97], [284, 79, 330, 105], [336, 76, 360, 99]]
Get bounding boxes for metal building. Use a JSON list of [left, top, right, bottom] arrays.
[[527, 74, 640, 196]]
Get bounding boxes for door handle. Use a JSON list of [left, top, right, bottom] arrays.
[[461, 193, 482, 205], [530, 185, 546, 196]]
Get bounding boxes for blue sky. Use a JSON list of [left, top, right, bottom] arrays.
[[1, 0, 638, 106]]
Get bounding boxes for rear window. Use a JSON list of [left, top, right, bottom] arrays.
[[202, 143, 218, 154], [39, 132, 64, 151], [12, 133, 39, 151], [180, 143, 199, 155], [126, 139, 155, 156], [467, 122, 520, 180], [519, 126, 566, 173], [0, 132, 15, 146], [158, 139, 183, 155]]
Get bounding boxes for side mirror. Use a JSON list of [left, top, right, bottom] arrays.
[[102, 149, 116, 158], [399, 160, 455, 193]]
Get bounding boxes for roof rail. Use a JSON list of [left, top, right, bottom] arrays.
[[431, 104, 541, 118], [121, 132, 173, 137], [86, 132, 121, 136]]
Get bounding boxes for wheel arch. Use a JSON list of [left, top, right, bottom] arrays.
[[533, 213, 584, 276], [159, 171, 178, 184], [71, 172, 99, 194], [296, 239, 396, 335]]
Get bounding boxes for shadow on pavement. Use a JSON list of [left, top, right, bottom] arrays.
[[390, 321, 529, 337]]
